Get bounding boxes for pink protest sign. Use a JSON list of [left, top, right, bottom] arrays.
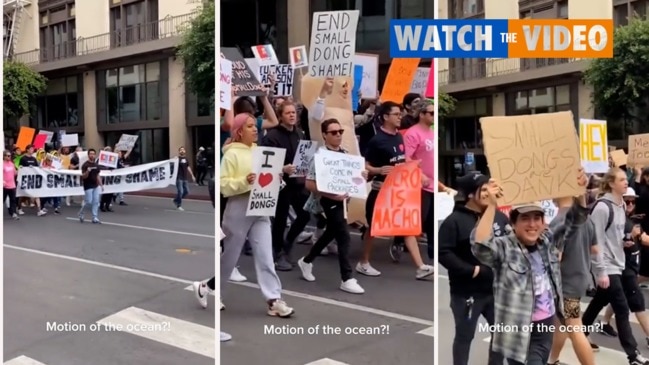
[[425, 63, 435, 98]]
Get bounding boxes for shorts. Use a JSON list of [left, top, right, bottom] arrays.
[[622, 274, 646, 312], [561, 297, 582, 320]]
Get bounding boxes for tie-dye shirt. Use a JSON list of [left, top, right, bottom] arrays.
[[529, 249, 555, 321]]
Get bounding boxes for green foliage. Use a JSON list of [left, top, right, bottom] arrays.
[[438, 92, 457, 119], [584, 18, 649, 123], [176, 0, 215, 100], [3, 61, 47, 118]]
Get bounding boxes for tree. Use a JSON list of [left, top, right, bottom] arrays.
[[176, 0, 215, 100], [584, 18, 649, 126], [3, 60, 47, 118], [438, 92, 457, 119]]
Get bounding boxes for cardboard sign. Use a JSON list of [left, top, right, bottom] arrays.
[[308, 10, 360, 77], [425, 63, 435, 98], [61, 133, 79, 147], [353, 53, 378, 99], [314, 149, 367, 199], [628, 133, 649, 167], [289, 45, 308, 69], [291, 140, 318, 177], [579, 118, 608, 173], [370, 161, 422, 237], [116, 134, 138, 151], [610, 149, 627, 167], [380, 58, 421, 104], [98, 150, 119, 168], [220, 59, 233, 110], [259, 64, 294, 97], [251, 44, 278, 66], [221, 48, 265, 96], [247, 147, 286, 216], [16, 127, 36, 150], [409, 67, 430, 95], [480, 111, 583, 206]]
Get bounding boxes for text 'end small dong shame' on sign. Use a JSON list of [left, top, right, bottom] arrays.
[[389, 19, 613, 59]]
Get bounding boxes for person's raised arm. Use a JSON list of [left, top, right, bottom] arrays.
[[471, 179, 505, 268]]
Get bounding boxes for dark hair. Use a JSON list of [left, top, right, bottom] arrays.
[[87, 148, 96, 154], [26, 144, 34, 150], [233, 97, 256, 115], [321, 118, 341, 134], [379, 101, 401, 123], [402, 93, 420, 108]]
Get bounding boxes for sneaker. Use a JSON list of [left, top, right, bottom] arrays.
[[79, 215, 84, 223], [220, 332, 232, 342], [630, 354, 649, 365], [92, 218, 101, 224], [389, 241, 404, 262], [297, 257, 315, 282], [192, 281, 208, 309], [340, 278, 364, 294], [268, 299, 294, 318], [12, 213, 19, 220], [355, 262, 381, 276], [177, 207, 185, 211], [296, 231, 313, 243], [37, 209, 47, 216], [327, 243, 338, 255], [600, 321, 618, 337], [275, 256, 293, 271], [54, 208, 60, 214], [17, 209, 24, 215], [319, 246, 329, 255], [229, 267, 247, 282], [416, 264, 435, 280]]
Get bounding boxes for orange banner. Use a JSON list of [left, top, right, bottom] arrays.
[[371, 161, 422, 237], [380, 58, 420, 104]]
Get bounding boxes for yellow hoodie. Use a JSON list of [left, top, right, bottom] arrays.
[[220, 142, 255, 197]]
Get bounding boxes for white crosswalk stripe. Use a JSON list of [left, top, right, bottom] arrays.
[[304, 359, 351, 365], [4, 356, 48, 365], [417, 326, 435, 337]]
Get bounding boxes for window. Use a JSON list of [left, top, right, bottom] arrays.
[[443, 97, 489, 150], [328, 0, 354, 10], [197, 95, 212, 117], [39, 1, 76, 61], [449, 0, 484, 18], [37, 76, 82, 129], [362, 0, 385, 16], [633, 0, 648, 19], [104, 62, 161, 124], [507, 84, 572, 116], [103, 128, 169, 164], [109, 0, 159, 47], [558, 1, 568, 18], [449, 58, 486, 83], [615, 4, 630, 27]]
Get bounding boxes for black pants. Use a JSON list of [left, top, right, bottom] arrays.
[[315, 213, 327, 230], [450, 294, 503, 365], [4, 188, 17, 215], [423, 190, 434, 260], [304, 198, 352, 281], [582, 274, 638, 357], [506, 316, 554, 365], [196, 166, 207, 184], [100, 194, 114, 210], [272, 187, 310, 257]]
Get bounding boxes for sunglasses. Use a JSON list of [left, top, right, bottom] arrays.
[[326, 129, 344, 136], [625, 200, 636, 205]]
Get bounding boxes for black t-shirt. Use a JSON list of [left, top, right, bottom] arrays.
[[70, 153, 80, 168], [399, 114, 417, 130], [624, 218, 640, 274], [364, 128, 406, 184], [19, 155, 39, 167], [81, 160, 101, 190], [177, 157, 189, 180]]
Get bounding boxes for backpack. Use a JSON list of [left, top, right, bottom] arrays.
[[590, 199, 614, 232]]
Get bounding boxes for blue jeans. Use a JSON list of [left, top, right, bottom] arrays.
[[43, 197, 61, 209], [79, 187, 101, 219], [174, 180, 189, 207]]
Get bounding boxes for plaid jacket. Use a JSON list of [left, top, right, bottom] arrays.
[[471, 203, 589, 363]]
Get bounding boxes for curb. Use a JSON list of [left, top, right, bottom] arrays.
[[126, 191, 211, 201]]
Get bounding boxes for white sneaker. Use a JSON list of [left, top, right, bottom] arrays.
[[340, 278, 364, 294], [18, 209, 25, 215], [267, 299, 294, 318], [355, 262, 381, 276], [220, 332, 232, 342], [297, 257, 316, 281], [297, 231, 313, 243], [319, 246, 329, 255], [229, 267, 247, 282], [12, 213, 19, 220], [177, 207, 185, 211], [416, 264, 435, 280], [37, 209, 47, 216], [327, 243, 338, 255], [192, 281, 208, 309]]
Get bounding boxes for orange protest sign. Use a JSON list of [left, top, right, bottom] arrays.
[[380, 58, 420, 104], [370, 161, 422, 237], [16, 127, 36, 150]]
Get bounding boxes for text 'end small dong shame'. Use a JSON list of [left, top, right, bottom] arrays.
[[389, 19, 614, 59]]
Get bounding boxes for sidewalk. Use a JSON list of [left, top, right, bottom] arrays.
[[127, 184, 211, 201]]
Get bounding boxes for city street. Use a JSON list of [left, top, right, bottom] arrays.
[[437, 267, 649, 364], [3, 196, 216, 365], [221, 232, 434, 365]]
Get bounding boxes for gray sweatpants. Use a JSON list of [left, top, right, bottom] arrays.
[[221, 194, 283, 301]]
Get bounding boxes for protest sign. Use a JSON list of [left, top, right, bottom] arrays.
[[425, 63, 435, 98], [380, 58, 421, 104], [47, 153, 63, 170], [409, 67, 430, 95], [116, 134, 138, 151], [541, 200, 558, 223], [33, 134, 48, 149], [352, 65, 363, 112], [308, 10, 360, 77], [16, 127, 36, 150], [291, 141, 318, 177], [17, 158, 179, 197], [579, 118, 608, 173], [435, 192, 455, 222], [628, 133, 649, 167], [220, 59, 233, 110], [259, 64, 294, 96], [314, 149, 367, 199], [221, 47, 265, 96], [480, 112, 584, 206], [247, 147, 286, 216], [610, 149, 627, 167], [370, 161, 422, 237], [61, 133, 79, 147], [98, 150, 119, 168], [289, 45, 308, 69], [37, 130, 54, 144], [75, 151, 88, 170], [353, 53, 378, 99], [251, 44, 278, 66]]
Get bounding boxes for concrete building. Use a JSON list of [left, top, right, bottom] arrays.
[[438, 0, 645, 185], [220, 0, 435, 92], [3, 0, 214, 164]]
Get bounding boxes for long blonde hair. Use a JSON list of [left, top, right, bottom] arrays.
[[597, 167, 624, 197]]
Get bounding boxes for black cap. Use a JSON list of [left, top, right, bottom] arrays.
[[456, 172, 490, 198]]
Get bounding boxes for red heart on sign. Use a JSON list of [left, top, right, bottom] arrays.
[[258, 173, 273, 188]]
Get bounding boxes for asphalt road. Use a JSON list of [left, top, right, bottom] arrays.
[[221, 229, 435, 365], [437, 267, 649, 365], [4, 196, 216, 365]]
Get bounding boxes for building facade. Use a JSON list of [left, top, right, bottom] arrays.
[[220, 0, 435, 94], [4, 0, 214, 164], [438, 0, 646, 185]]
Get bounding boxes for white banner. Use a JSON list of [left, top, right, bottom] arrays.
[[17, 158, 179, 197]]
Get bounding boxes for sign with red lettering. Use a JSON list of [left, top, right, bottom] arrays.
[[371, 161, 422, 237]]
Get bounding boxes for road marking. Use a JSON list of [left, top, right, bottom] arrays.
[[4, 356, 48, 365], [417, 326, 435, 337], [438, 274, 640, 324], [304, 359, 350, 365], [97, 306, 215, 359], [164, 209, 214, 215], [230, 281, 434, 327], [126, 194, 210, 203], [64, 217, 215, 239], [184, 285, 215, 296], [481, 336, 626, 364]]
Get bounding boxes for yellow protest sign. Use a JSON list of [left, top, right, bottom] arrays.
[[579, 119, 608, 173]]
